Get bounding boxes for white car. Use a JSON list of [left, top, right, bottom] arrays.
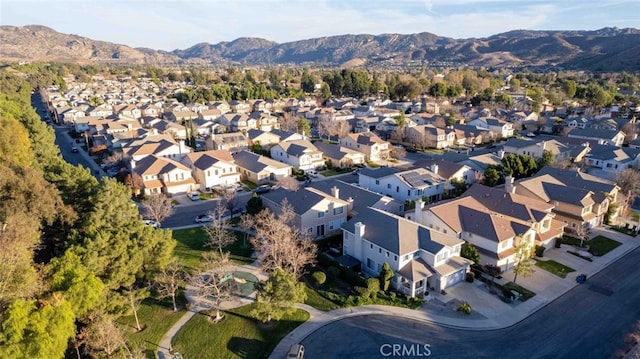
[[143, 219, 160, 228], [195, 214, 213, 223], [307, 170, 318, 178]]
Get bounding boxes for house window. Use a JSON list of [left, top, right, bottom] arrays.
[[386, 251, 389, 257], [376, 180, 380, 185], [367, 258, 374, 269], [396, 186, 399, 192], [379, 248, 382, 254], [333, 207, 344, 215], [394, 255, 397, 261], [408, 190, 411, 196], [370, 244, 373, 249], [318, 211, 325, 218]]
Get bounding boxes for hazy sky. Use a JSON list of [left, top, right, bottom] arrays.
[[2, 0, 639, 51]]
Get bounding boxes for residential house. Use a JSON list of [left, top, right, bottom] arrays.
[[229, 100, 251, 113], [313, 142, 366, 168], [338, 133, 391, 162], [131, 154, 197, 195], [567, 128, 625, 147], [163, 109, 199, 122], [308, 179, 405, 217], [405, 124, 455, 149], [199, 108, 222, 121], [342, 207, 471, 297], [412, 184, 564, 270], [467, 117, 514, 139], [182, 150, 240, 191], [358, 166, 446, 203], [232, 150, 292, 184], [261, 187, 349, 239], [412, 159, 476, 193], [148, 119, 188, 139], [513, 167, 621, 233], [207, 132, 249, 153], [270, 139, 325, 171], [502, 138, 572, 162], [246, 129, 282, 147], [582, 144, 640, 178], [123, 139, 191, 162]]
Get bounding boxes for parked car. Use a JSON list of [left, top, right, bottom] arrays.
[[194, 214, 213, 223], [188, 192, 200, 201], [255, 185, 271, 194], [307, 170, 318, 178], [286, 344, 305, 359], [143, 219, 161, 228]]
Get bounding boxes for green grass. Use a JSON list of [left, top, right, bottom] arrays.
[[502, 282, 536, 302], [242, 180, 258, 190], [171, 303, 309, 359], [198, 192, 216, 200], [120, 296, 188, 359], [366, 160, 380, 168], [535, 259, 576, 278], [609, 225, 638, 237], [561, 235, 585, 247], [172, 228, 254, 271], [304, 286, 339, 311], [320, 168, 352, 177], [588, 235, 622, 256]]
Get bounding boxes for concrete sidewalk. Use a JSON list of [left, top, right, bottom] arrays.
[[269, 226, 640, 358]]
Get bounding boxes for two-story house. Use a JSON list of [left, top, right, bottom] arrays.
[[182, 150, 240, 191], [342, 207, 471, 297], [582, 144, 640, 177], [261, 187, 349, 239], [338, 133, 391, 162], [502, 138, 572, 162], [412, 184, 564, 269], [513, 167, 621, 233], [567, 128, 625, 147], [405, 124, 455, 149], [131, 154, 197, 195], [122, 139, 191, 162], [467, 117, 514, 139], [232, 150, 292, 184], [358, 166, 446, 203], [270, 139, 325, 171], [313, 142, 366, 168], [308, 179, 405, 217], [207, 132, 249, 153]]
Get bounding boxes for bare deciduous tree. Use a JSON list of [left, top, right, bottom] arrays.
[[126, 285, 149, 332], [82, 314, 128, 357], [334, 120, 351, 138], [390, 145, 407, 159], [317, 116, 334, 140], [238, 213, 255, 248], [251, 200, 317, 279], [153, 260, 185, 311], [616, 168, 640, 210], [141, 193, 174, 223], [203, 203, 236, 256], [218, 184, 239, 213], [277, 176, 300, 191], [124, 173, 144, 196], [191, 252, 234, 321], [103, 151, 128, 169], [278, 110, 300, 132]]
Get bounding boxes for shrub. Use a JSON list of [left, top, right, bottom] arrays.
[[389, 292, 396, 300], [340, 267, 367, 288], [535, 245, 545, 258], [465, 272, 475, 283], [327, 266, 340, 279], [457, 301, 472, 315], [312, 271, 327, 286], [367, 278, 380, 299]]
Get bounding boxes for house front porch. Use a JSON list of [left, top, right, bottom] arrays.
[[396, 258, 433, 298]]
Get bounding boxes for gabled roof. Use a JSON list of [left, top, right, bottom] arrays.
[[232, 150, 290, 172], [342, 207, 457, 255], [183, 150, 234, 170], [359, 167, 402, 179], [123, 139, 178, 157], [344, 132, 386, 145], [411, 159, 469, 179], [313, 142, 362, 160], [275, 140, 318, 156], [534, 167, 618, 194], [586, 144, 640, 163], [308, 179, 400, 214], [517, 174, 595, 206], [134, 154, 191, 176], [261, 187, 346, 216], [568, 127, 623, 140]]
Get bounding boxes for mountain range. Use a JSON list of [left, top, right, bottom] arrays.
[[1, 25, 640, 71]]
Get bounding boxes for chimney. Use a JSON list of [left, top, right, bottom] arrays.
[[347, 197, 354, 212], [505, 175, 515, 194], [331, 186, 340, 199], [152, 128, 158, 136], [129, 159, 136, 172], [179, 139, 185, 156], [430, 164, 439, 175], [354, 222, 365, 257], [414, 198, 425, 222]]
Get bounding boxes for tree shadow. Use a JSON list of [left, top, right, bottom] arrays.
[[227, 337, 265, 359]]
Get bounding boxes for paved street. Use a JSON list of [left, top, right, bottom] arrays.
[[300, 244, 640, 359]]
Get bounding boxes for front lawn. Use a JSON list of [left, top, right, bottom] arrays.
[[171, 303, 309, 359], [172, 228, 254, 271], [120, 296, 188, 359], [588, 235, 622, 256], [304, 286, 339, 311], [535, 259, 576, 278], [321, 168, 353, 177], [502, 282, 536, 302]]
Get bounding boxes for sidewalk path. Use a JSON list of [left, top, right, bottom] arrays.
[[269, 225, 640, 358], [156, 261, 267, 359]]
